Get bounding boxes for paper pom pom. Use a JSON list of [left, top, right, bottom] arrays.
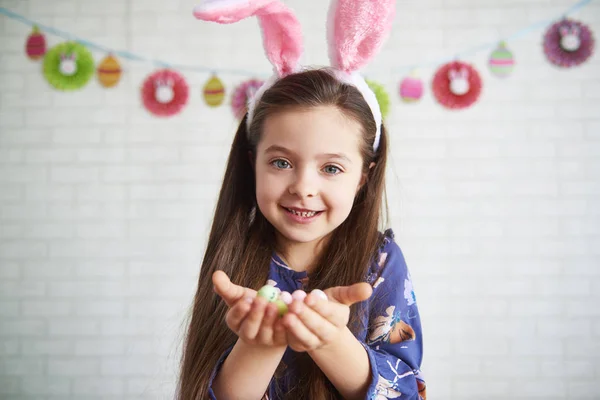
[[432, 61, 482, 110], [97, 54, 122, 88], [544, 18, 595, 68], [366, 80, 390, 119], [399, 73, 424, 103], [231, 79, 264, 119], [43, 42, 95, 91], [489, 42, 515, 78], [141, 69, 189, 117], [26, 25, 46, 60], [203, 75, 225, 107]]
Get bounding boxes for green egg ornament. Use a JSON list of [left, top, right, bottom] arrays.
[[274, 299, 288, 316], [257, 285, 279, 302]]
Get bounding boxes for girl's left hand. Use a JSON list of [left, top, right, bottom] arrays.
[[281, 283, 373, 352]]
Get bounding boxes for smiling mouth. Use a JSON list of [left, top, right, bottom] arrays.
[[282, 207, 324, 218]]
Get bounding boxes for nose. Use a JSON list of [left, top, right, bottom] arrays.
[[288, 166, 318, 198]]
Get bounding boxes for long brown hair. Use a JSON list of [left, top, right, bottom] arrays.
[[176, 69, 389, 399]]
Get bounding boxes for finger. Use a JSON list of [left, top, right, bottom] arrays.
[[283, 312, 321, 350], [273, 319, 287, 346], [213, 271, 256, 307], [304, 294, 349, 327], [325, 282, 373, 306], [256, 303, 278, 344], [289, 300, 338, 342], [225, 297, 253, 332], [239, 296, 268, 340]]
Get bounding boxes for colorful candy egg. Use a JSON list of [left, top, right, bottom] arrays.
[[257, 285, 279, 302], [488, 42, 515, 78], [203, 75, 225, 107], [273, 299, 288, 316], [97, 54, 122, 88], [26, 26, 47, 60], [399, 74, 424, 103]]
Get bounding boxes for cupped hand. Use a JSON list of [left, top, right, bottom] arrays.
[[213, 271, 287, 347], [282, 282, 373, 352]]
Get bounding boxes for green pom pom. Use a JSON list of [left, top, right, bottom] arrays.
[[43, 41, 95, 91], [366, 80, 390, 120], [257, 285, 278, 302], [273, 299, 288, 316]]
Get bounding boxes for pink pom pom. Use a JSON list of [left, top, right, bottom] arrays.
[[291, 290, 307, 302]]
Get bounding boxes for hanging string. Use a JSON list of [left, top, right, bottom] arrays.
[[0, 0, 595, 77]]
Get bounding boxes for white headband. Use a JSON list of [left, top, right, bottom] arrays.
[[193, 0, 396, 151]]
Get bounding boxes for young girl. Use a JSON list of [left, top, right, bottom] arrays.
[[177, 1, 426, 399]]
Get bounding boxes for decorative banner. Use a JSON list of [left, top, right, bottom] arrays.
[[25, 25, 46, 60], [366, 80, 390, 119], [203, 74, 225, 107], [432, 61, 482, 110], [97, 54, 122, 88], [231, 79, 263, 119], [43, 41, 95, 91], [141, 69, 189, 117], [543, 18, 595, 68], [489, 42, 515, 78], [399, 72, 424, 103]]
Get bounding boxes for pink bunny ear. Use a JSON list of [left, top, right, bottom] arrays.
[[559, 26, 570, 36], [193, 0, 303, 76], [328, 0, 396, 72]]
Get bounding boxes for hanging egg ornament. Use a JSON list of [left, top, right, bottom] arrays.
[[97, 54, 122, 88], [489, 42, 515, 78], [399, 73, 424, 103], [203, 75, 226, 107], [26, 25, 46, 60], [544, 19, 595, 68]]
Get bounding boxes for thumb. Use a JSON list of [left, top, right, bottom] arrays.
[[325, 282, 373, 306], [212, 270, 250, 307]]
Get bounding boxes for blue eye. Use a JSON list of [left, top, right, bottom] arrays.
[[323, 165, 342, 175], [272, 159, 291, 169]]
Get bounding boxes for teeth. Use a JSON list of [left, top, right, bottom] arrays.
[[288, 209, 317, 217]]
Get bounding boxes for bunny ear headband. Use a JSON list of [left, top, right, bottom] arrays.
[[193, 0, 396, 151]]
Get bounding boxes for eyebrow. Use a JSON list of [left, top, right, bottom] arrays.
[[264, 145, 352, 163]]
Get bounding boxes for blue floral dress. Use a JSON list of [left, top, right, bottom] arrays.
[[208, 229, 426, 399]]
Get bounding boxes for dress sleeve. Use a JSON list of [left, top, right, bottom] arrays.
[[363, 232, 427, 400], [207, 346, 233, 400]]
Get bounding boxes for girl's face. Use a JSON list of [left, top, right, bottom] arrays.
[[254, 105, 366, 250]]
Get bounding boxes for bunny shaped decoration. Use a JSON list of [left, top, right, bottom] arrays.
[[448, 67, 470, 96], [193, 0, 396, 151], [59, 53, 78, 76], [559, 25, 582, 52]]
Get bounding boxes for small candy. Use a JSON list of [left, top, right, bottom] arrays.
[[257, 285, 279, 302], [279, 291, 293, 305], [291, 290, 307, 302], [273, 299, 288, 316], [311, 289, 328, 301]]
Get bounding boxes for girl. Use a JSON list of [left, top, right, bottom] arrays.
[[177, 1, 426, 399]]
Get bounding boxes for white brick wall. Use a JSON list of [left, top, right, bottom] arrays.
[[1, 0, 599, 398]]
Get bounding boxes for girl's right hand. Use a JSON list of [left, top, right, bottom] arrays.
[[212, 270, 287, 347]]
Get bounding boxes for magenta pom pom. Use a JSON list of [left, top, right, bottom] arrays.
[[543, 18, 594, 68]]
